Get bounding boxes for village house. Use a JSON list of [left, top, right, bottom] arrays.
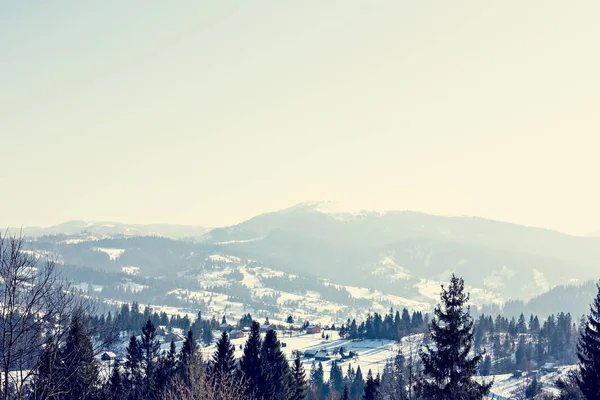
[[306, 325, 321, 334]]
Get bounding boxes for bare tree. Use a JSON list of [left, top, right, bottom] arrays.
[[162, 357, 248, 400], [0, 231, 106, 399]]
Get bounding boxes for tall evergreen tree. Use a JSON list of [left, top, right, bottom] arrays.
[[240, 320, 262, 397], [178, 330, 200, 387], [212, 331, 236, 385], [290, 356, 308, 400], [59, 316, 99, 400], [363, 372, 381, 400], [259, 330, 292, 400], [106, 360, 124, 400], [124, 335, 143, 400], [351, 366, 365, 399], [417, 275, 492, 399], [157, 339, 177, 391], [577, 281, 600, 399], [342, 385, 349, 400], [140, 319, 161, 398]]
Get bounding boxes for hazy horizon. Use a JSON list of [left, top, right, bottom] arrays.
[[2, 1, 599, 235]]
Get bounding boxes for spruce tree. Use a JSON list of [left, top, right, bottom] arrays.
[[330, 360, 344, 394], [259, 329, 293, 400], [240, 320, 262, 396], [577, 281, 600, 399], [290, 356, 308, 400], [140, 319, 161, 397], [107, 359, 124, 400], [342, 385, 349, 400], [363, 372, 381, 400], [178, 330, 200, 387], [416, 274, 492, 400], [351, 366, 365, 399], [124, 335, 143, 400], [212, 331, 236, 384], [60, 316, 99, 400]]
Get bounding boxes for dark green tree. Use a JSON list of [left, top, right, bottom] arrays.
[[479, 355, 492, 377], [363, 371, 380, 400], [240, 320, 262, 396], [212, 331, 236, 385], [140, 319, 161, 398], [124, 335, 143, 400], [416, 275, 492, 399], [290, 356, 308, 400], [577, 281, 600, 399], [351, 366, 365, 399], [259, 329, 292, 400], [178, 330, 200, 387], [106, 359, 124, 400], [60, 316, 99, 400]]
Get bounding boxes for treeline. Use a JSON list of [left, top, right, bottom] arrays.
[[338, 308, 429, 340], [473, 311, 578, 374]]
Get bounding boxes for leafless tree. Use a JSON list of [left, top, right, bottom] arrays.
[[0, 231, 115, 399], [162, 356, 248, 400]]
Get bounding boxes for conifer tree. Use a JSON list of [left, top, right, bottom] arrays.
[[140, 319, 161, 397], [342, 385, 349, 400], [178, 330, 200, 387], [416, 274, 492, 399], [107, 359, 124, 400], [158, 339, 177, 389], [577, 281, 600, 399], [259, 329, 293, 400], [363, 371, 381, 400], [290, 356, 308, 400], [212, 331, 236, 385], [240, 320, 262, 396], [124, 335, 143, 400], [351, 366, 365, 399], [60, 316, 99, 400]]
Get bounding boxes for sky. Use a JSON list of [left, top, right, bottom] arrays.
[[1, 1, 599, 235]]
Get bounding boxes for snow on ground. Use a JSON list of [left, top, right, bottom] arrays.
[[73, 282, 103, 292], [199, 332, 424, 381], [214, 237, 264, 245], [239, 265, 262, 288], [247, 265, 285, 278], [487, 365, 577, 399], [94, 248, 125, 260], [370, 255, 410, 281], [121, 266, 140, 275], [207, 254, 240, 263], [415, 279, 503, 307], [345, 285, 430, 313], [122, 281, 147, 293]]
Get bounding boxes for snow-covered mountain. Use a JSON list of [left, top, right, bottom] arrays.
[[19, 203, 600, 322], [8, 220, 209, 239]]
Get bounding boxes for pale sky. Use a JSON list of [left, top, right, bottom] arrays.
[[1, 1, 599, 235]]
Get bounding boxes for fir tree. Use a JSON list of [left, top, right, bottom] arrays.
[[178, 330, 200, 387], [124, 335, 143, 400], [259, 329, 293, 400], [140, 319, 161, 398], [577, 281, 600, 399], [342, 385, 349, 400], [240, 320, 262, 396], [59, 316, 99, 400], [351, 366, 365, 399], [416, 275, 492, 399], [106, 359, 124, 400], [330, 360, 344, 394], [479, 355, 492, 377], [290, 356, 308, 400], [363, 372, 381, 400], [212, 331, 236, 384]]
